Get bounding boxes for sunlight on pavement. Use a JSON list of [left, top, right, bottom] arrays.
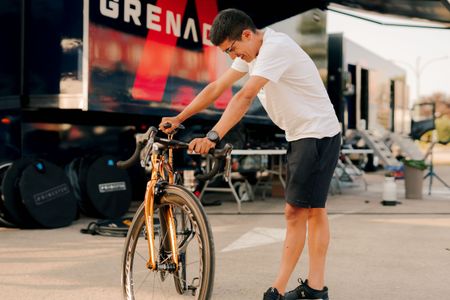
[[370, 218, 450, 227]]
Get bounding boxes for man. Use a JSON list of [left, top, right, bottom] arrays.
[[159, 8, 340, 300]]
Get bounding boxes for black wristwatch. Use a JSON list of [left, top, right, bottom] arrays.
[[206, 130, 220, 144]]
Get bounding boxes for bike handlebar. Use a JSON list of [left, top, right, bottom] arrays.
[[116, 126, 233, 182], [196, 143, 233, 182], [116, 127, 157, 169]]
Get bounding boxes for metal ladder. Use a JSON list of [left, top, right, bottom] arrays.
[[358, 129, 402, 168], [388, 132, 424, 160]]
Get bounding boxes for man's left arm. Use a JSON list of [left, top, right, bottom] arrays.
[[213, 75, 268, 139], [189, 75, 269, 154]]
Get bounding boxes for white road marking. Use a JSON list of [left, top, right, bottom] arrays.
[[220, 210, 367, 253], [221, 227, 286, 253], [328, 208, 368, 220]]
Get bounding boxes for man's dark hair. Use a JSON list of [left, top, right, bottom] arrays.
[[210, 9, 257, 46]]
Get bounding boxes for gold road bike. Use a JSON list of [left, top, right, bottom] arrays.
[[117, 125, 232, 300]]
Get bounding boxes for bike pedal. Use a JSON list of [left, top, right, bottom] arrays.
[[187, 285, 197, 296]]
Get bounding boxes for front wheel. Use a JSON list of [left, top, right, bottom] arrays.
[[122, 185, 215, 299]]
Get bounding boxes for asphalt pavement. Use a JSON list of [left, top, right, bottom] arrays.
[[1, 166, 449, 300]]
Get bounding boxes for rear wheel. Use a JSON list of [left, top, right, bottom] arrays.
[[122, 185, 214, 299]]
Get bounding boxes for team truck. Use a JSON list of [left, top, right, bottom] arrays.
[[0, 1, 328, 228], [1, 0, 448, 227]]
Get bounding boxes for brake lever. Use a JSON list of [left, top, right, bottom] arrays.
[[141, 143, 153, 168], [140, 128, 157, 168], [163, 122, 185, 136], [223, 152, 232, 182]]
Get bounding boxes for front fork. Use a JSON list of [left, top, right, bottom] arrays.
[[144, 151, 179, 272]]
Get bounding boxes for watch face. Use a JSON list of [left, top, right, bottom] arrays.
[[207, 131, 219, 143]]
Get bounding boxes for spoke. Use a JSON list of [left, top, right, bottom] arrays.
[[174, 271, 200, 286], [160, 224, 169, 248], [173, 273, 185, 284], [178, 231, 195, 252], [160, 255, 171, 265], [184, 260, 200, 267], [134, 270, 151, 295], [156, 273, 170, 300], [125, 200, 208, 300], [152, 272, 155, 298], [176, 218, 195, 249], [135, 249, 147, 262]]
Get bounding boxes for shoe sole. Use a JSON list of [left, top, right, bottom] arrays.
[[291, 298, 327, 300]]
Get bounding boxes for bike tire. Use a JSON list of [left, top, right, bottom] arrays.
[[122, 185, 215, 300]]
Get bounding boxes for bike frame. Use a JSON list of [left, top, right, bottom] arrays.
[[118, 126, 231, 275], [144, 134, 179, 271]]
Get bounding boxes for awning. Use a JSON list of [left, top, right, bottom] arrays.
[[218, 0, 450, 28]]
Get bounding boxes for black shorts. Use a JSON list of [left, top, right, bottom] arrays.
[[285, 133, 341, 208]]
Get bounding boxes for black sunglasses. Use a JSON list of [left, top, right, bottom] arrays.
[[224, 40, 237, 54]]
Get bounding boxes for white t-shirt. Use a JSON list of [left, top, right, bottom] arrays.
[[231, 28, 340, 141]]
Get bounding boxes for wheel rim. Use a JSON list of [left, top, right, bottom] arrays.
[[123, 193, 210, 299]]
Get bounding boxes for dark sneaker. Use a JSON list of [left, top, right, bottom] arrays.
[[284, 279, 329, 300], [263, 287, 285, 300]]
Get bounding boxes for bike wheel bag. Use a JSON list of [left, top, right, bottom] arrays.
[[77, 155, 132, 219], [1, 158, 40, 228], [19, 160, 78, 228], [0, 161, 19, 227]]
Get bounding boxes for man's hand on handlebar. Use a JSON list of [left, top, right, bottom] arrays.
[[159, 117, 181, 134], [189, 137, 216, 155], [117, 124, 232, 181]]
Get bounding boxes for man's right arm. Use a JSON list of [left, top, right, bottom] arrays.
[[160, 68, 246, 131]]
